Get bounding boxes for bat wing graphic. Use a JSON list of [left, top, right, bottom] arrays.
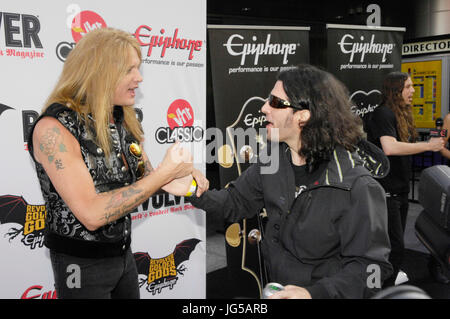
[[133, 238, 201, 275], [0, 103, 14, 117], [173, 238, 201, 267], [134, 252, 152, 276], [0, 195, 27, 225]]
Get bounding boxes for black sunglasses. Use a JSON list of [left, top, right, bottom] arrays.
[[267, 94, 309, 110]]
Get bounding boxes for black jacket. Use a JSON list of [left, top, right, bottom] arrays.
[[191, 142, 392, 298]]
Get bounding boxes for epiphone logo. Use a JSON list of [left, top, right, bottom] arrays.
[[223, 33, 298, 65], [337, 34, 394, 63], [133, 25, 203, 60]]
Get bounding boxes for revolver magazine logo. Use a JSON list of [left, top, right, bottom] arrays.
[[0, 11, 44, 60]]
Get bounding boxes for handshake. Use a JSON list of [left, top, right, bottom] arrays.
[[155, 141, 209, 197]]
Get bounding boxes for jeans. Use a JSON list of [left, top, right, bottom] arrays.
[[384, 192, 409, 286], [50, 247, 140, 299]]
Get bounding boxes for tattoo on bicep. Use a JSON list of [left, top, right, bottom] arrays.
[[39, 127, 67, 169], [54, 159, 65, 170]]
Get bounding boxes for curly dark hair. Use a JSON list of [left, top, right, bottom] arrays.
[[381, 72, 417, 143], [277, 64, 364, 171]]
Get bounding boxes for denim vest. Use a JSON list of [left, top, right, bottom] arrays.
[[28, 103, 141, 258]]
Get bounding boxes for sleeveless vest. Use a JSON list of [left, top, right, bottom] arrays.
[[28, 103, 141, 258]]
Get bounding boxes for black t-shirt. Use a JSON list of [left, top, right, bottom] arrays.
[[366, 105, 411, 194], [292, 163, 317, 198]]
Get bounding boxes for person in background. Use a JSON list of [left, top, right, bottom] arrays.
[[190, 64, 393, 298], [27, 28, 205, 299], [439, 113, 450, 160], [430, 113, 450, 284], [366, 71, 445, 287]]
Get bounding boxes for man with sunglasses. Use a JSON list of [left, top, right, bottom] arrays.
[[190, 64, 392, 298]]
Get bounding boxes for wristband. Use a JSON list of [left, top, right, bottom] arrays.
[[185, 179, 198, 197]]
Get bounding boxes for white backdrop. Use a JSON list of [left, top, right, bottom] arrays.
[[0, 0, 206, 299]]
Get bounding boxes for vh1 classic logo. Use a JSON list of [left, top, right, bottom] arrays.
[[155, 99, 204, 144], [56, 8, 107, 62], [70, 10, 106, 43]]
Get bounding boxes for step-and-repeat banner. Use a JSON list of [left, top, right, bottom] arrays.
[[326, 24, 405, 128], [0, 0, 206, 299]]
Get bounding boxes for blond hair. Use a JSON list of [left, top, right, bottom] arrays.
[[44, 27, 144, 157]]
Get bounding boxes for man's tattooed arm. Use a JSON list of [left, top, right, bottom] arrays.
[[143, 158, 153, 177], [32, 120, 178, 231], [99, 184, 147, 224]]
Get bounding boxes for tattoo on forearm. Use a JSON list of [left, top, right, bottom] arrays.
[[144, 159, 153, 177], [102, 193, 148, 224], [105, 186, 142, 209], [101, 185, 146, 223], [39, 127, 67, 170]]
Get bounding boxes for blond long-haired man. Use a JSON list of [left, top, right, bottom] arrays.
[[28, 28, 205, 299]]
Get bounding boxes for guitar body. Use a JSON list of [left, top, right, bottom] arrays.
[[217, 96, 269, 298], [224, 213, 268, 299]]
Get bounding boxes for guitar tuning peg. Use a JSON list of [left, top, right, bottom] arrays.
[[248, 229, 261, 245]]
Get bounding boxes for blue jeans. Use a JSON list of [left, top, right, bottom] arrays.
[[50, 248, 140, 299]]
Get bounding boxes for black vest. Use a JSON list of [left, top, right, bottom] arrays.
[[28, 103, 141, 258]]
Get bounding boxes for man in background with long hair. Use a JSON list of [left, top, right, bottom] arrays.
[[366, 71, 444, 287]]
